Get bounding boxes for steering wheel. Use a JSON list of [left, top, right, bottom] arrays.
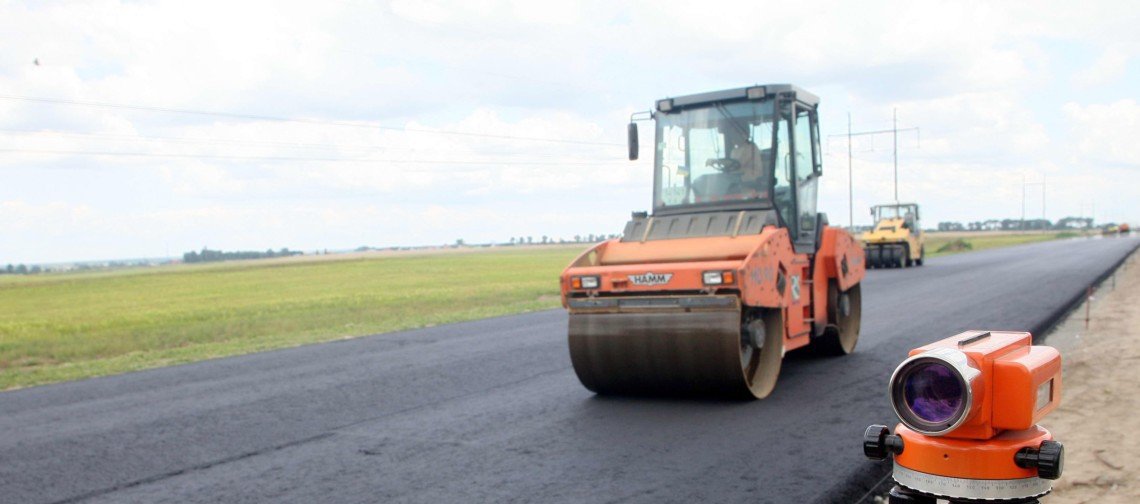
[[706, 158, 741, 172], [773, 186, 793, 211]]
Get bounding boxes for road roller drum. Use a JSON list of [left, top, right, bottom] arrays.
[[567, 296, 785, 398]]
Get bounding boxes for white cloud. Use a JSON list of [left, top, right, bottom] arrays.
[[389, 0, 459, 25], [1073, 46, 1130, 88], [0, 200, 94, 233], [161, 162, 248, 196], [1, 0, 1139, 262], [1063, 99, 1140, 167]]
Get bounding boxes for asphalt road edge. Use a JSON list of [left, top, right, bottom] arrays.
[[1026, 239, 1140, 342], [813, 238, 1140, 504]]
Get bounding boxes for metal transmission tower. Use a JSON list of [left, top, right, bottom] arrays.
[[828, 108, 919, 227], [1021, 175, 1047, 230]]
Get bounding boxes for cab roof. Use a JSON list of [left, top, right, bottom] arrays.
[[656, 84, 819, 113]]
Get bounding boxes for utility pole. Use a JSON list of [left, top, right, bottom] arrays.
[[1021, 174, 1027, 230], [893, 109, 899, 203], [848, 113, 853, 228], [1023, 174, 1045, 230], [827, 112, 919, 227]]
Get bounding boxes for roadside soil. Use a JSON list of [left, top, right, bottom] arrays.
[[1044, 250, 1140, 503]]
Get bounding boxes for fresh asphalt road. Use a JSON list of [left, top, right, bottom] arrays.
[[2, 236, 1137, 504]]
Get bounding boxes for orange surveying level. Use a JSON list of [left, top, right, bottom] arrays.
[[864, 331, 1065, 503]]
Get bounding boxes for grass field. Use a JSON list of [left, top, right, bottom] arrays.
[[0, 231, 1087, 390], [925, 230, 1083, 257], [0, 246, 581, 390]]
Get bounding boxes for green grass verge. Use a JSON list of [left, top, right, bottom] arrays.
[[0, 231, 1087, 390], [924, 231, 1084, 258], [0, 247, 580, 390]]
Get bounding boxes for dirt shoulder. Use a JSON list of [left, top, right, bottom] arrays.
[[1044, 251, 1140, 502]]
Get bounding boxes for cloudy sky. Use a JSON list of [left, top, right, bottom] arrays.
[[1, 0, 1138, 264]]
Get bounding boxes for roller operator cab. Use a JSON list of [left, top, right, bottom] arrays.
[[560, 84, 866, 399], [862, 203, 926, 269]]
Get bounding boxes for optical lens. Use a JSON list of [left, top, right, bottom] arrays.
[[903, 362, 964, 424]]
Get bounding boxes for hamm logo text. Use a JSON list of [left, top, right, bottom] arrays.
[[628, 272, 673, 286]]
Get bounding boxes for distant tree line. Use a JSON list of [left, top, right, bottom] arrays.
[[445, 234, 624, 248], [1, 264, 42, 275], [183, 247, 302, 264], [503, 234, 620, 246], [1, 260, 168, 275], [935, 217, 1097, 232]]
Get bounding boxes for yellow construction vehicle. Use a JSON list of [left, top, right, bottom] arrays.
[[862, 203, 925, 268]]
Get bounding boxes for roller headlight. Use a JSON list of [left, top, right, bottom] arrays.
[[889, 348, 979, 436], [702, 270, 735, 286], [573, 276, 599, 289]]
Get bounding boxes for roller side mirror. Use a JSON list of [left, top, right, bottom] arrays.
[[628, 123, 639, 161]]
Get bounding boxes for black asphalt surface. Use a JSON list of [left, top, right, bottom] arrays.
[[2, 236, 1137, 504]]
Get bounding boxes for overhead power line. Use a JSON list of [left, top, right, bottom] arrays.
[[0, 147, 622, 166], [827, 109, 921, 227], [0, 126, 383, 151], [0, 127, 617, 161], [0, 94, 623, 147]]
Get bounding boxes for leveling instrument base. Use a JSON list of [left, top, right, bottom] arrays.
[[888, 424, 1059, 500], [891, 462, 1050, 502], [887, 483, 1043, 504]]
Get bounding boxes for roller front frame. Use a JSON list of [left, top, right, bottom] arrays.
[[561, 225, 865, 397]]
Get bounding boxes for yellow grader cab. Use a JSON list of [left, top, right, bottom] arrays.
[[560, 85, 866, 399], [862, 203, 925, 269]]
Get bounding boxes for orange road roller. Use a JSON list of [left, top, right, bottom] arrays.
[[560, 84, 866, 399]]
